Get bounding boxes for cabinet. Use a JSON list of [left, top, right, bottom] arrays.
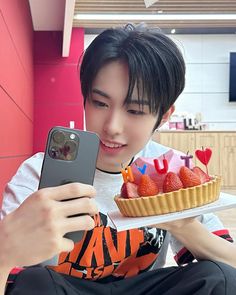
[[220, 133, 236, 188], [152, 132, 195, 156], [152, 131, 236, 189]]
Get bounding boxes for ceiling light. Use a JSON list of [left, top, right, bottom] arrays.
[[157, 10, 163, 14], [74, 14, 236, 21]]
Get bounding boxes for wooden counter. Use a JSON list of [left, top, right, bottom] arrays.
[[152, 131, 236, 189]]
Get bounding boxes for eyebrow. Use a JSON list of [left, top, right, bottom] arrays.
[[92, 88, 111, 99], [92, 88, 149, 106]]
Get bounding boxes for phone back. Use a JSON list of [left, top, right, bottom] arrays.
[[39, 127, 100, 189], [38, 127, 99, 253]]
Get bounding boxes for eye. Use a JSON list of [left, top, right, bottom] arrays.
[[127, 109, 146, 115], [92, 99, 109, 108]]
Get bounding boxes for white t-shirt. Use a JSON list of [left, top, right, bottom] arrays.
[[0, 140, 231, 281]]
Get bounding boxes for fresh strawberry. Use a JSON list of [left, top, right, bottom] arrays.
[[179, 166, 201, 188], [138, 175, 159, 197], [192, 166, 211, 184], [163, 172, 183, 193], [121, 182, 139, 199]]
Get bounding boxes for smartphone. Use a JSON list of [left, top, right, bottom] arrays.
[[39, 126, 100, 243]]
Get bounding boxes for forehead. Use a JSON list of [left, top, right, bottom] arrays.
[[92, 60, 129, 94], [92, 60, 148, 104]]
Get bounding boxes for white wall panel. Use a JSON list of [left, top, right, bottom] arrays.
[[84, 34, 96, 49], [173, 34, 236, 125], [184, 64, 203, 93], [171, 35, 202, 63], [175, 93, 202, 114], [201, 94, 236, 122], [202, 35, 236, 63], [202, 64, 229, 93]]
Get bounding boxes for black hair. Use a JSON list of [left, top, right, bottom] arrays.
[[79, 23, 185, 129]]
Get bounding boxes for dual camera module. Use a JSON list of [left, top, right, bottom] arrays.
[[48, 130, 79, 161]]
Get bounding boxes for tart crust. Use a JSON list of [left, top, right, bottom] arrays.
[[114, 176, 221, 217]]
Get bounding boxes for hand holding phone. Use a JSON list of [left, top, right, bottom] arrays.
[[39, 126, 100, 243], [5, 182, 97, 268]]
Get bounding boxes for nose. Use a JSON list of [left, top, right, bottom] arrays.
[[103, 110, 124, 137]]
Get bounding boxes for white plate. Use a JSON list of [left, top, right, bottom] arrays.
[[108, 192, 236, 232]]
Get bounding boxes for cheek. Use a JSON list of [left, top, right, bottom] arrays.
[[128, 121, 155, 146], [86, 118, 101, 133], [84, 106, 99, 131]]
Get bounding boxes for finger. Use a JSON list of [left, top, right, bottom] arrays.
[[62, 215, 96, 234], [58, 197, 98, 217], [37, 182, 96, 201], [60, 237, 75, 253]]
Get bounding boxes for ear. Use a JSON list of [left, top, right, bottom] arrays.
[[159, 105, 175, 128]]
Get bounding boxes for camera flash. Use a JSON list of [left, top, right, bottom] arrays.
[[70, 133, 76, 140]]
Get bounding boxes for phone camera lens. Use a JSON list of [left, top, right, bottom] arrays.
[[49, 146, 60, 159], [64, 140, 77, 153], [53, 131, 65, 144]]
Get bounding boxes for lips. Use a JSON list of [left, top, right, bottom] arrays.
[[100, 139, 125, 149], [101, 140, 124, 149]]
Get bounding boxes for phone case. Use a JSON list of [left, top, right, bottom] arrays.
[[39, 126, 99, 189], [39, 126, 100, 244]]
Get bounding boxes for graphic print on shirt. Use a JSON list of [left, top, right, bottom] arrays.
[[50, 212, 166, 280]]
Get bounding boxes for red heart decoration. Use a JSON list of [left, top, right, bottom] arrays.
[[195, 148, 212, 165]]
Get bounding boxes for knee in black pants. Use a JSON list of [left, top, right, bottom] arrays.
[[188, 260, 236, 295]]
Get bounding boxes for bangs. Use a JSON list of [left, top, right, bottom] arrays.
[[122, 47, 161, 116]]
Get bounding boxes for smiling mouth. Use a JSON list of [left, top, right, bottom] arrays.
[[101, 140, 125, 149]]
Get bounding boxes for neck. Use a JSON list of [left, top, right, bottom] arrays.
[[96, 157, 134, 173]]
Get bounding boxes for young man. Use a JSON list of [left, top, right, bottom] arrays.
[[1, 24, 236, 294]]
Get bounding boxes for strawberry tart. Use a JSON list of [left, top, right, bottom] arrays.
[[114, 148, 221, 217]]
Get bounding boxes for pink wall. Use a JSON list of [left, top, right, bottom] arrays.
[[0, 3, 84, 205], [0, 0, 34, 204], [33, 28, 84, 153]]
